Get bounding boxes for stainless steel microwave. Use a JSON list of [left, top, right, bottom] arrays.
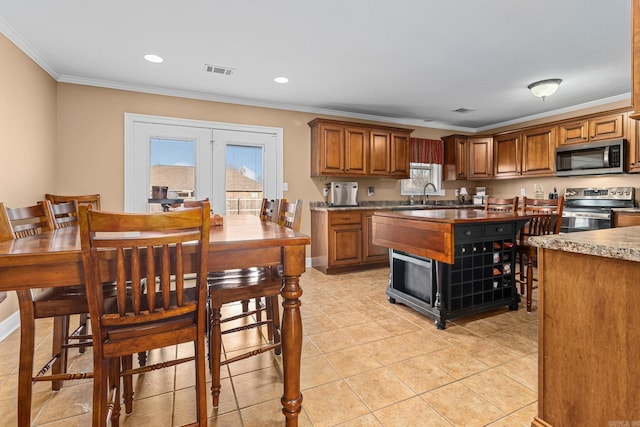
[[555, 139, 626, 176]]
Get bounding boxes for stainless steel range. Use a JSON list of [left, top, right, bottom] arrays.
[[561, 186, 635, 233]]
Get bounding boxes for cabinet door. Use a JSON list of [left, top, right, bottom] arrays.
[[589, 113, 624, 141], [443, 135, 467, 180], [389, 132, 410, 177], [330, 225, 362, 266], [522, 126, 556, 176], [493, 133, 521, 178], [344, 127, 368, 175], [468, 137, 493, 179], [628, 117, 640, 172], [559, 120, 588, 145], [363, 211, 389, 262], [632, 1, 640, 120], [318, 123, 345, 174], [369, 130, 391, 176]]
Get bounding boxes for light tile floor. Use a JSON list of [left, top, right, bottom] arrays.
[[0, 267, 539, 426]]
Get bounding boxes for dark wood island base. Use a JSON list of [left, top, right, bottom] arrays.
[[373, 209, 530, 328]]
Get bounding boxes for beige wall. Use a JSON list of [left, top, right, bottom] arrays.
[[0, 34, 57, 321], [55, 84, 454, 234]]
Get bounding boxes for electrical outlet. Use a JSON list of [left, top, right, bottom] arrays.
[[367, 186, 374, 196], [323, 187, 329, 196], [520, 188, 526, 196], [455, 189, 460, 197]]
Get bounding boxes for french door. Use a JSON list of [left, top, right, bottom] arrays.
[[124, 114, 283, 214]]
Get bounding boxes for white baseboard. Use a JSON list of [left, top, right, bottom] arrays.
[[0, 310, 20, 342]]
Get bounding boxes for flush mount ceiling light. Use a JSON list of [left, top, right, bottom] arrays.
[[144, 54, 164, 63], [528, 78, 562, 100], [274, 76, 289, 84]]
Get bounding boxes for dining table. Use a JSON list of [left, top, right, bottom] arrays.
[[0, 214, 311, 426]]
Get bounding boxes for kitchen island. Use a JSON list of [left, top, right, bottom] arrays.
[[372, 209, 531, 329], [528, 227, 640, 427]]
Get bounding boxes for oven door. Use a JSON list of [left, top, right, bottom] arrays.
[[561, 211, 612, 233]]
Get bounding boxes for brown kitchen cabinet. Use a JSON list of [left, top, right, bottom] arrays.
[[493, 126, 556, 178], [443, 134, 468, 180], [311, 209, 389, 274], [627, 117, 640, 172], [559, 112, 625, 145], [468, 137, 493, 179], [309, 118, 412, 178], [631, 0, 640, 120], [613, 211, 640, 227]]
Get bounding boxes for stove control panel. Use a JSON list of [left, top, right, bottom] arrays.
[[564, 187, 634, 200]]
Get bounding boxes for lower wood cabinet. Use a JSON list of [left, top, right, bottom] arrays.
[[613, 211, 640, 227], [311, 209, 389, 274]]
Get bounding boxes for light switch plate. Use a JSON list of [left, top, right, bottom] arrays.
[[283, 182, 288, 191]]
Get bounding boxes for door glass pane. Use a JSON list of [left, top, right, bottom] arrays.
[[225, 145, 263, 216], [149, 138, 195, 212]]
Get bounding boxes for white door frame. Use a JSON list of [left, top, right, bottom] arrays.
[[124, 113, 284, 213]]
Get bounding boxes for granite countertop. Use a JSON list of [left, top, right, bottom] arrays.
[[529, 226, 640, 263], [612, 207, 640, 212], [309, 200, 477, 211]]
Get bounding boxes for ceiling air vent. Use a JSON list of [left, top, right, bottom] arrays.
[[453, 108, 475, 113], [204, 64, 235, 76]]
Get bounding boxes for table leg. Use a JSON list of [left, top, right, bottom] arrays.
[[280, 245, 305, 426]]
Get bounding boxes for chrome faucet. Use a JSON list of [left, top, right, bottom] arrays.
[[422, 182, 437, 205]]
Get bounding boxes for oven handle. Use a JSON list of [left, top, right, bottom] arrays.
[[563, 211, 611, 220]]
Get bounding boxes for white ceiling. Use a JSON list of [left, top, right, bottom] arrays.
[[0, 0, 632, 132]]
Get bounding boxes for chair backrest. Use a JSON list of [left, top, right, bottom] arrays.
[[520, 196, 564, 235], [277, 199, 303, 231], [1, 201, 54, 239], [485, 196, 519, 212], [259, 198, 280, 222], [45, 199, 79, 229], [45, 193, 101, 210], [78, 202, 210, 335]]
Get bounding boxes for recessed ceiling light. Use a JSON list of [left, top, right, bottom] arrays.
[[274, 76, 289, 84], [144, 54, 164, 64]]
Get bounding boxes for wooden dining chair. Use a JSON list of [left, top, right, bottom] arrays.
[[485, 196, 519, 212], [45, 193, 101, 210], [0, 201, 117, 427], [207, 198, 303, 407], [78, 203, 210, 427], [45, 199, 79, 229], [259, 198, 280, 222], [516, 196, 564, 311]]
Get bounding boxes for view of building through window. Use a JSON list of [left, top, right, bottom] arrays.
[[149, 139, 263, 215]]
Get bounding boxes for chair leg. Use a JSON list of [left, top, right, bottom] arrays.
[[195, 326, 208, 425], [78, 313, 89, 353], [241, 299, 249, 313], [210, 304, 222, 407], [270, 295, 282, 356], [526, 255, 534, 312], [255, 297, 263, 321], [122, 355, 134, 414], [51, 315, 69, 390], [92, 357, 109, 427], [109, 358, 121, 427], [518, 253, 525, 295]]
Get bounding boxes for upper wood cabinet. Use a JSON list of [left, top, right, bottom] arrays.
[[443, 135, 468, 180], [492, 126, 556, 179], [309, 118, 412, 178], [631, 0, 640, 120], [559, 113, 625, 145], [468, 137, 493, 179], [444, 135, 492, 180]]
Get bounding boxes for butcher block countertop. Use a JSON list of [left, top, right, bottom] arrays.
[[529, 226, 640, 262]]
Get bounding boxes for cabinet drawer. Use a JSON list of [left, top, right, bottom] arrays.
[[484, 222, 513, 238], [329, 211, 361, 225], [454, 225, 483, 242]]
